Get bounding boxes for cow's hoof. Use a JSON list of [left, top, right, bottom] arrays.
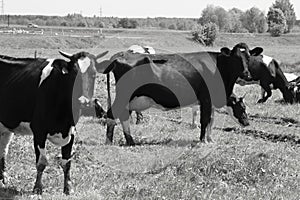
[[105, 139, 113, 145], [63, 185, 73, 195], [190, 123, 197, 129], [125, 140, 135, 146], [136, 119, 143, 125], [33, 185, 43, 195]]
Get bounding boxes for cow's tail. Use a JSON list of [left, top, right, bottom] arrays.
[[107, 73, 112, 111]]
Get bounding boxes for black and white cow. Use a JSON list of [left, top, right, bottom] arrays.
[[96, 43, 252, 145], [0, 51, 108, 194], [237, 49, 294, 103]]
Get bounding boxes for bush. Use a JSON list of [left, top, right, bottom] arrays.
[[267, 7, 287, 36], [192, 23, 218, 46], [269, 22, 285, 36]]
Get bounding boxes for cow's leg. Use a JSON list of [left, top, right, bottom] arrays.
[[257, 83, 272, 103], [0, 131, 14, 185], [191, 106, 198, 129], [120, 109, 135, 146], [33, 136, 48, 194], [199, 101, 213, 143], [60, 133, 75, 195], [135, 111, 143, 124], [105, 108, 117, 145]]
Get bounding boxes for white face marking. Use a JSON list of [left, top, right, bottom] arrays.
[[39, 59, 55, 87], [47, 126, 74, 147], [262, 55, 273, 67], [78, 57, 91, 73], [240, 48, 246, 52]]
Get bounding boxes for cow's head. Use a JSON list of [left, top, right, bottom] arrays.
[[226, 95, 249, 127], [221, 43, 255, 80], [59, 50, 108, 106]]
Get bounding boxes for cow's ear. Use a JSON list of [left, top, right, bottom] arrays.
[[249, 47, 263, 56], [96, 60, 115, 74], [96, 51, 109, 60], [220, 47, 231, 56]]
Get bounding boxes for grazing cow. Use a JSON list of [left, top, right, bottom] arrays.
[[288, 75, 300, 102], [96, 43, 252, 145], [238, 49, 294, 103], [0, 51, 108, 194]]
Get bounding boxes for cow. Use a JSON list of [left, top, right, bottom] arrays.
[[237, 49, 294, 103], [288, 75, 300, 102], [0, 50, 108, 194], [95, 43, 252, 146]]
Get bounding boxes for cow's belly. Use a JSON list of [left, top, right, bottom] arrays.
[[128, 96, 195, 112]]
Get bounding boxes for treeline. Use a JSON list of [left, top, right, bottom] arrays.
[[0, 14, 198, 30], [0, 0, 297, 35]]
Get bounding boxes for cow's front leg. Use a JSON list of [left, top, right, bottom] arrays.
[[258, 84, 271, 103], [199, 101, 213, 143], [60, 133, 75, 195], [33, 136, 48, 195], [0, 132, 14, 185], [120, 109, 134, 146]]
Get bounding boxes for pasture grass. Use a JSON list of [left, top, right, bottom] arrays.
[[0, 29, 299, 199]]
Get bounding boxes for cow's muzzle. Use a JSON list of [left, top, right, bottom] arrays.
[[241, 70, 252, 81]]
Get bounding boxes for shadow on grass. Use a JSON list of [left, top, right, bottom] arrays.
[[0, 187, 20, 200], [220, 127, 300, 145], [120, 138, 201, 148]]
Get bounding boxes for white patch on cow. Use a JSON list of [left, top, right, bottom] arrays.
[[12, 122, 33, 135], [39, 59, 54, 87], [47, 126, 74, 147], [78, 57, 91, 73], [37, 146, 48, 166], [78, 96, 90, 104], [128, 45, 146, 54], [128, 45, 155, 54], [240, 48, 246, 52], [284, 72, 298, 82], [143, 46, 156, 54], [262, 55, 273, 67], [0, 125, 14, 158], [226, 106, 240, 125]]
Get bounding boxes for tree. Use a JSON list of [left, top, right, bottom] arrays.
[[272, 0, 296, 32], [199, 5, 230, 31], [241, 7, 267, 33], [267, 7, 287, 36], [227, 8, 244, 32]]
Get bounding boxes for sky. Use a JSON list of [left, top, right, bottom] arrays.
[[3, 0, 300, 19]]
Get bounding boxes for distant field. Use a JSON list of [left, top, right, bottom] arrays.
[[0, 29, 299, 200]]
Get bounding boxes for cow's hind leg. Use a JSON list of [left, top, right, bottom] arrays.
[[191, 106, 198, 129], [258, 84, 272, 103], [0, 132, 14, 185], [120, 109, 135, 146], [60, 133, 75, 195], [199, 101, 213, 143], [105, 108, 117, 145], [33, 136, 48, 194]]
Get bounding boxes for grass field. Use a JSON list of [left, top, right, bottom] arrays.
[[0, 28, 299, 200]]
